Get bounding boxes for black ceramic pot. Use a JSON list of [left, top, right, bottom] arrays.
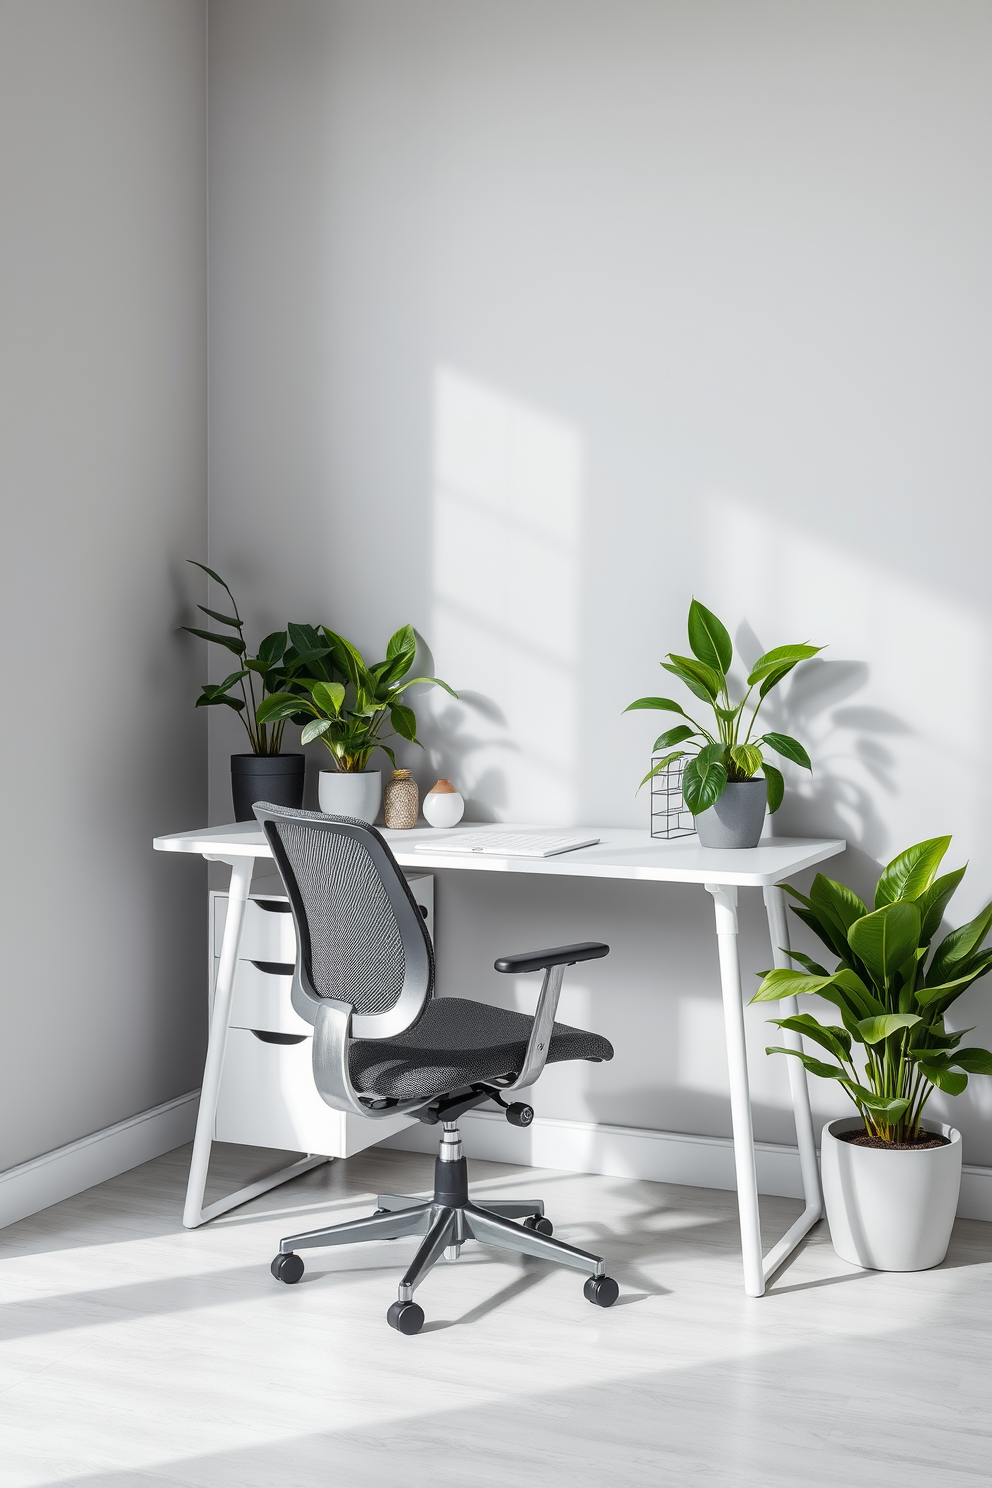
[[230, 754, 305, 822]]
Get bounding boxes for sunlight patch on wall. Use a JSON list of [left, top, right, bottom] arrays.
[[431, 366, 582, 823]]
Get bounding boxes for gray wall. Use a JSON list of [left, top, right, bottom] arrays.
[[0, 1, 208, 1169], [208, 3, 992, 1157]]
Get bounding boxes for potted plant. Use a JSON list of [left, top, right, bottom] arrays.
[[625, 599, 823, 847], [752, 836, 992, 1270], [183, 562, 332, 820], [256, 623, 455, 824]]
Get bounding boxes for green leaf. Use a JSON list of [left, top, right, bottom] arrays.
[[321, 627, 369, 686], [638, 751, 686, 789], [662, 657, 722, 703], [182, 626, 246, 656], [300, 718, 332, 744], [623, 697, 692, 716], [752, 968, 836, 1003], [256, 692, 311, 724], [787, 949, 829, 975], [682, 753, 727, 814], [759, 733, 812, 770], [311, 681, 346, 717], [186, 559, 237, 600], [197, 605, 243, 629], [914, 961, 992, 1007], [747, 643, 823, 685], [809, 874, 868, 941], [919, 1064, 968, 1096], [390, 703, 418, 741], [713, 702, 745, 724], [763, 762, 785, 814], [852, 1091, 912, 1119], [947, 1047, 992, 1074], [653, 724, 698, 751], [856, 1013, 921, 1045], [387, 624, 417, 661], [832, 967, 886, 1018], [687, 599, 732, 674], [195, 692, 244, 711], [257, 631, 288, 669], [765, 1047, 848, 1081], [874, 837, 951, 909], [767, 1014, 852, 1062], [286, 623, 330, 661], [729, 744, 763, 777], [848, 902, 921, 985], [928, 901, 992, 985], [916, 868, 967, 947], [393, 675, 458, 698], [758, 662, 800, 699]]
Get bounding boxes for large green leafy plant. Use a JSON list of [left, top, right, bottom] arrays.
[[256, 624, 456, 773], [625, 599, 822, 815], [752, 837, 992, 1144], [183, 562, 331, 755]]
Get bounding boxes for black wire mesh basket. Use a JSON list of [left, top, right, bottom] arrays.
[[650, 754, 696, 839]]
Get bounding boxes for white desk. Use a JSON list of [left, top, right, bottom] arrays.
[[154, 820, 845, 1296]]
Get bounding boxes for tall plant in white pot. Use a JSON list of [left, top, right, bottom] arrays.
[[257, 624, 455, 824], [752, 836, 992, 1270]]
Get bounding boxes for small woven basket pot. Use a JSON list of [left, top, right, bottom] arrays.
[[383, 769, 419, 829]]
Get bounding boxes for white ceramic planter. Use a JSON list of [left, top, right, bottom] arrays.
[[317, 769, 382, 824], [821, 1116, 962, 1271]]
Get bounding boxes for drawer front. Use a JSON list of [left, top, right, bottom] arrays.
[[212, 873, 433, 962], [215, 1028, 415, 1156], [213, 894, 297, 963], [223, 958, 311, 1036]]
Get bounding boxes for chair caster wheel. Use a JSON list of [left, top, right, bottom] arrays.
[[523, 1215, 554, 1236], [271, 1252, 304, 1285], [584, 1275, 618, 1308], [387, 1300, 425, 1335], [506, 1102, 534, 1127]]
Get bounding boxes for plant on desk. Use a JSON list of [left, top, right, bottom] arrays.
[[751, 836, 992, 1271], [625, 599, 822, 847], [256, 623, 456, 824], [183, 561, 333, 819]]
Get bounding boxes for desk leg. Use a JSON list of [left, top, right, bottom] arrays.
[[759, 883, 823, 1281], [706, 883, 765, 1297], [183, 856, 328, 1228]]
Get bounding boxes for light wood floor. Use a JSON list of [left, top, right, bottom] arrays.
[[2, 1141, 992, 1486]]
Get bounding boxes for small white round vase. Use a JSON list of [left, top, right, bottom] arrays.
[[317, 769, 382, 824], [423, 780, 464, 829], [820, 1116, 962, 1271]]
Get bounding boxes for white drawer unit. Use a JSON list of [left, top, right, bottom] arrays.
[[214, 1028, 414, 1156], [208, 870, 433, 1160]]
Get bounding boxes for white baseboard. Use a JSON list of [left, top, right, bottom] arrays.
[[383, 1109, 992, 1222], [0, 1090, 200, 1230]]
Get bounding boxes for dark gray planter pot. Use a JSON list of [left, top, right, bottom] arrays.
[[694, 778, 768, 848], [231, 754, 305, 822]]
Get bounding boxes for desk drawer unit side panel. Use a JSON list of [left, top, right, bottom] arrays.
[[209, 873, 433, 1158]]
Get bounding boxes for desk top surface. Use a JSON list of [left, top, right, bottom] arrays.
[[154, 820, 845, 888]]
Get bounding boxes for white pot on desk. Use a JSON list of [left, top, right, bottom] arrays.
[[318, 769, 382, 824], [423, 779, 464, 828]]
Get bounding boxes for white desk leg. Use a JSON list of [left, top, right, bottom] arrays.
[[706, 884, 765, 1297], [759, 883, 823, 1281], [183, 855, 328, 1228]]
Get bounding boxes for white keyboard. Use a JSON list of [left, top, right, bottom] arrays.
[[414, 830, 601, 859]]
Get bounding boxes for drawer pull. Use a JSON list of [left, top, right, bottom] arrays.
[[250, 960, 294, 977], [255, 899, 291, 914], [250, 1030, 307, 1045]]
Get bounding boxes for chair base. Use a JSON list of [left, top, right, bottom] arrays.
[[271, 1121, 618, 1330]]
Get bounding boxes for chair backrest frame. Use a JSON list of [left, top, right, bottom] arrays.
[[254, 804, 435, 1042]]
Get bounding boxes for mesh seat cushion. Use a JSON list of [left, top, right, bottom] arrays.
[[349, 996, 613, 1101]]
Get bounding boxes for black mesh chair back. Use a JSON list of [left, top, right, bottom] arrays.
[[254, 805, 434, 1040]]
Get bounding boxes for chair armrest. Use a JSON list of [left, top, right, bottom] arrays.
[[494, 941, 609, 974]]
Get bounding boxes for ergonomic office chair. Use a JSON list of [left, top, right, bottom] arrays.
[[254, 804, 617, 1334]]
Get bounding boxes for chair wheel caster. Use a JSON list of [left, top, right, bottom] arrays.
[[523, 1215, 554, 1236], [387, 1300, 425, 1335], [584, 1275, 618, 1308], [271, 1252, 304, 1285], [506, 1102, 534, 1127]]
